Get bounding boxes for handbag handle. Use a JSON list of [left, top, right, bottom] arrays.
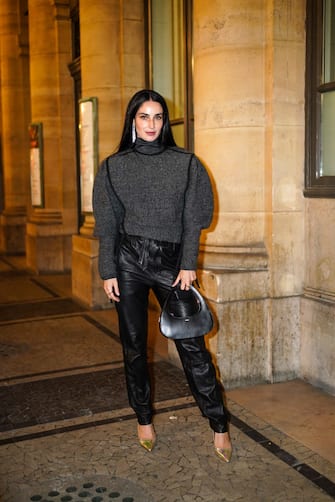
[[159, 283, 213, 339]]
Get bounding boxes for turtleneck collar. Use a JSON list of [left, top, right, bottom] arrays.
[[133, 137, 165, 155]]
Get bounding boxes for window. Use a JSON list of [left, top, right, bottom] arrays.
[[305, 0, 335, 197], [146, 0, 193, 150]]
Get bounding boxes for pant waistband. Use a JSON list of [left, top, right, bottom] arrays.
[[120, 233, 181, 270], [121, 233, 180, 249]]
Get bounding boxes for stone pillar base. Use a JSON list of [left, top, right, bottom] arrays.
[[72, 234, 111, 309], [196, 264, 300, 389], [26, 211, 74, 273], [26, 231, 72, 273], [0, 208, 26, 254]]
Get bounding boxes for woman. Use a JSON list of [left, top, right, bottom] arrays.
[[93, 89, 232, 462]]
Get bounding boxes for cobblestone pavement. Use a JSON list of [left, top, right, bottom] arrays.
[[1, 256, 335, 502]]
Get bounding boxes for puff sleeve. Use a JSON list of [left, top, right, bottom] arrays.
[[180, 155, 214, 270], [92, 158, 124, 279]]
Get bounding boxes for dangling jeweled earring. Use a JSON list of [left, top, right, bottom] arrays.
[[132, 122, 136, 143]]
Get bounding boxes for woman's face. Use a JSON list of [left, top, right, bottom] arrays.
[[134, 100, 164, 142]]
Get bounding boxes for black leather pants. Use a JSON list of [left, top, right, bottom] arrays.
[[115, 234, 229, 433]]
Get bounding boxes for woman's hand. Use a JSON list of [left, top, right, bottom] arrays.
[[104, 278, 120, 302], [172, 270, 196, 290]]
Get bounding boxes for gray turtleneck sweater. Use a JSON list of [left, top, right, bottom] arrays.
[[92, 139, 214, 279]]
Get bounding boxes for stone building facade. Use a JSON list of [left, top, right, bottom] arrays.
[[0, 0, 334, 394]]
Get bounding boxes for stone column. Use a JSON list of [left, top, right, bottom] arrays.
[[72, 0, 145, 307], [26, 0, 76, 272], [0, 0, 30, 253], [193, 0, 305, 387]]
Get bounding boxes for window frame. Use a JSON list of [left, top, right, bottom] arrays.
[[305, 0, 335, 197], [145, 0, 194, 151]]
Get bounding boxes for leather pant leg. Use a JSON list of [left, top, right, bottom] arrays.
[[115, 234, 177, 425], [173, 336, 229, 433], [115, 274, 153, 425], [153, 283, 229, 432]]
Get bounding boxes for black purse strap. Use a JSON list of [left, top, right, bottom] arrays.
[[163, 279, 202, 318]]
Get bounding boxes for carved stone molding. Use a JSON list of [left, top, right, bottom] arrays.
[[304, 287, 335, 305]]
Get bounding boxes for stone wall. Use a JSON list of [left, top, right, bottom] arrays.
[[301, 199, 335, 394], [0, 0, 30, 254], [25, 0, 77, 272]]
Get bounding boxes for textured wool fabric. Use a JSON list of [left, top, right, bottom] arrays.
[[93, 139, 214, 279]]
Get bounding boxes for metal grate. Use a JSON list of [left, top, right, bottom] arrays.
[[15, 476, 155, 502]]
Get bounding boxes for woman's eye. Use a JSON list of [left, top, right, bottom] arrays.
[[137, 114, 163, 121]]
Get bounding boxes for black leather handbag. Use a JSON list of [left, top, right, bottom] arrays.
[[159, 285, 213, 339]]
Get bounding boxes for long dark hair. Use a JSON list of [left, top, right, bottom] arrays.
[[117, 89, 176, 152]]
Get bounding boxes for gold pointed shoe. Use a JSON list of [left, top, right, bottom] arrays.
[[214, 432, 232, 463], [214, 446, 232, 463], [137, 424, 156, 452]]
